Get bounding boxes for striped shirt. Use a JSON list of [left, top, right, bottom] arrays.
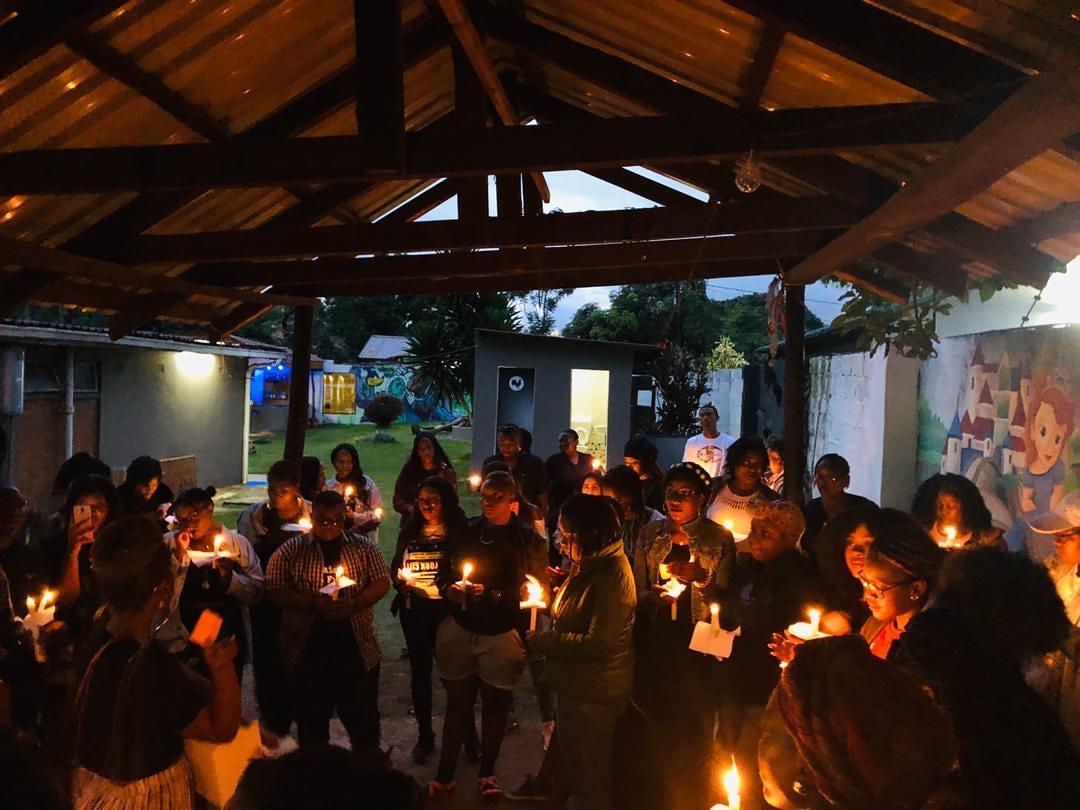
[[265, 532, 390, 672]]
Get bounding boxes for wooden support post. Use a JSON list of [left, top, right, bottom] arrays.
[[453, 40, 487, 221], [782, 284, 807, 507], [522, 173, 543, 216], [496, 173, 522, 218], [283, 305, 314, 466]]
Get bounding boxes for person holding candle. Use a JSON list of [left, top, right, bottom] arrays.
[[71, 515, 241, 809], [544, 429, 595, 536], [0, 486, 47, 618], [705, 436, 779, 542], [630, 462, 735, 810], [716, 499, 827, 810], [162, 486, 263, 680], [483, 424, 549, 521], [429, 471, 548, 799], [389, 475, 468, 764], [265, 490, 391, 751], [326, 443, 383, 535], [601, 465, 663, 564], [801, 454, 876, 568], [891, 548, 1080, 807], [392, 431, 457, 517], [529, 494, 636, 810], [623, 435, 666, 512], [911, 472, 1006, 551], [237, 460, 312, 752]]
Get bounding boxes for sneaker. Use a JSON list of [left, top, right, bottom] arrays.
[[505, 711, 520, 734], [426, 780, 455, 798], [541, 720, 556, 752], [506, 774, 551, 802], [412, 736, 435, 765], [479, 775, 505, 801]]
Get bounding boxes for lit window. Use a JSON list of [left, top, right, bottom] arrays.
[[323, 373, 357, 414], [570, 369, 610, 465]]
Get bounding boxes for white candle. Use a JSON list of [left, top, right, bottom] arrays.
[[519, 574, 547, 632], [710, 602, 720, 633], [787, 606, 828, 641], [809, 608, 821, 635], [213, 533, 224, 560], [723, 760, 741, 810], [333, 565, 345, 600], [399, 566, 416, 609], [460, 562, 474, 611]]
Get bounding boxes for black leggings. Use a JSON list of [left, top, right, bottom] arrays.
[[399, 603, 445, 740]]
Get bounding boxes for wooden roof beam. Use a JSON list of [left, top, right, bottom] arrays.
[[0, 102, 984, 194], [64, 30, 229, 142], [182, 231, 830, 289], [354, 0, 405, 169], [786, 53, 1080, 285], [738, 19, 786, 111], [437, 0, 549, 202], [129, 198, 858, 264], [0, 0, 126, 78], [1004, 202, 1080, 245], [584, 168, 705, 208]]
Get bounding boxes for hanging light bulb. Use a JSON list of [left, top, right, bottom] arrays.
[[734, 151, 762, 194]]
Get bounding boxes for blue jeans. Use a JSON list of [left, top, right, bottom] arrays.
[[556, 694, 625, 810]]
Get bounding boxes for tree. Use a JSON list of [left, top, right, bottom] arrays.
[[829, 282, 953, 360], [708, 335, 748, 369], [652, 345, 711, 435], [562, 303, 641, 343], [511, 288, 574, 335]]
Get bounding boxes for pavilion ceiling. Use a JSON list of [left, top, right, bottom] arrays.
[[0, 0, 1076, 340]]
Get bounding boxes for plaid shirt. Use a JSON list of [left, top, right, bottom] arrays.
[[265, 532, 389, 672]]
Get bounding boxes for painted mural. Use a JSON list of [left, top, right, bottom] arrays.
[[353, 363, 465, 423], [917, 326, 1079, 556]]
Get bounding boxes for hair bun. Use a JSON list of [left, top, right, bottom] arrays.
[[205, 485, 217, 498]]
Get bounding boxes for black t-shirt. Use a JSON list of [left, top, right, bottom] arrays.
[[0, 541, 47, 617], [303, 536, 359, 665], [483, 453, 549, 505], [802, 494, 877, 566], [544, 452, 594, 513], [117, 481, 175, 519], [76, 635, 205, 781]]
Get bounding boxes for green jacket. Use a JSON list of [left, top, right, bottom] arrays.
[[531, 540, 637, 705]]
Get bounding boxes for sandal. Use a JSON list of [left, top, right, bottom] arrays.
[[427, 780, 455, 798], [479, 775, 505, 800]]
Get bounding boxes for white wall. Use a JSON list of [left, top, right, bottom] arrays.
[[807, 351, 920, 509], [699, 369, 743, 437]]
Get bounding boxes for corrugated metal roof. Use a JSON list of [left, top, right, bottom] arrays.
[[358, 334, 410, 360]]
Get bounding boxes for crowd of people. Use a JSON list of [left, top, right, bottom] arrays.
[[0, 408, 1078, 809]]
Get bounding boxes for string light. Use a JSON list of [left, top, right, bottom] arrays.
[[734, 152, 762, 194]]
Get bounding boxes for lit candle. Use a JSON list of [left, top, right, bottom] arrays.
[[591, 457, 603, 471], [468, 473, 482, 490], [460, 562, 474, 611], [722, 519, 735, 533], [710, 602, 720, 633], [213, 533, 224, 560], [344, 485, 355, 498], [722, 760, 741, 810], [398, 566, 416, 609], [373, 506, 384, 520], [298, 516, 312, 531], [519, 574, 547, 632], [942, 525, 958, 547], [332, 564, 346, 601], [658, 562, 687, 621], [22, 589, 57, 662], [786, 606, 828, 641]]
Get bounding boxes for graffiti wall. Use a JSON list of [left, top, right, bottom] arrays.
[[323, 363, 466, 425], [917, 326, 1080, 555]]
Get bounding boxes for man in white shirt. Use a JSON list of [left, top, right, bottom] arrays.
[[682, 404, 735, 479]]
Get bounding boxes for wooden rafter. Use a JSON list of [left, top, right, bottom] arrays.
[[354, 0, 404, 169], [183, 231, 831, 289], [0, 234, 318, 309], [786, 53, 1080, 285], [0, 0, 126, 78], [584, 168, 705, 208], [0, 101, 985, 195], [738, 19, 785, 110], [436, 0, 549, 202], [1004, 202, 1080, 245], [128, 198, 858, 264]]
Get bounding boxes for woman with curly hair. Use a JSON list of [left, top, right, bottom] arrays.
[[392, 432, 457, 518], [911, 473, 1005, 550]]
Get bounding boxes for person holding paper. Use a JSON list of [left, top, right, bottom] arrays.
[[71, 515, 240, 810], [388, 476, 468, 764], [429, 471, 548, 800], [265, 490, 390, 751], [530, 494, 636, 810], [162, 487, 263, 679], [629, 462, 735, 810]]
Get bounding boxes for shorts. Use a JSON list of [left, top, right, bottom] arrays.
[[435, 616, 526, 691]]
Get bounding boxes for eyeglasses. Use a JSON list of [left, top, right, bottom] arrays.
[[858, 573, 914, 598], [315, 517, 343, 528]]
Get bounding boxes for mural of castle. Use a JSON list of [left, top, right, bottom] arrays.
[[941, 343, 1032, 477]]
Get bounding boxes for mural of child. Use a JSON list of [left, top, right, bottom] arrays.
[[1022, 386, 1075, 514]]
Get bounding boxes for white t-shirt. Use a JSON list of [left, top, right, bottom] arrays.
[[682, 432, 735, 479]]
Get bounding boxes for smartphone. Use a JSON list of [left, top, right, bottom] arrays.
[[189, 609, 224, 647], [73, 504, 93, 525]]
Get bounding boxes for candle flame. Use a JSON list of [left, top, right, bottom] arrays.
[[214, 534, 224, 552], [591, 458, 602, 470], [710, 603, 719, 618], [398, 566, 415, 582], [521, 574, 546, 609], [942, 525, 958, 546], [722, 760, 740, 807], [462, 562, 473, 581], [722, 519, 735, 532], [374, 506, 383, 519], [40, 590, 55, 609], [298, 517, 312, 530], [808, 608, 822, 632], [468, 473, 482, 488], [658, 562, 671, 581], [344, 485, 355, 497], [26, 596, 35, 611], [335, 565, 345, 579]]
